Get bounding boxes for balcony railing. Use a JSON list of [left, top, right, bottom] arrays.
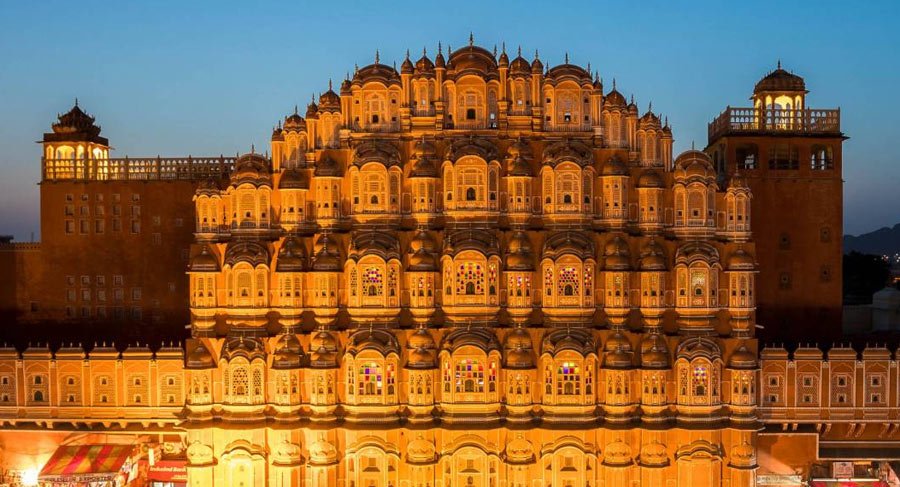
[[708, 107, 841, 140], [544, 122, 592, 132], [42, 156, 235, 181], [349, 122, 400, 133]]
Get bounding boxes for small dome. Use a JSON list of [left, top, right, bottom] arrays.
[[353, 61, 401, 86], [276, 236, 307, 272], [408, 230, 437, 271], [314, 155, 342, 177], [547, 62, 591, 81], [406, 327, 436, 369], [279, 168, 309, 190], [196, 178, 219, 196], [726, 248, 755, 271], [640, 239, 667, 271], [497, 48, 509, 66], [305, 101, 318, 119], [409, 155, 438, 178], [284, 111, 306, 131], [309, 329, 339, 368], [605, 88, 627, 108], [400, 53, 414, 74], [727, 344, 757, 369], [271, 125, 283, 141], [604, 236, 631, 270], [639, 110, 661, 126], [506, 231, 535, 271], [318, 84, 341, 112], [186, 341, 215, 369], [603, 331, 634, 369], [530, 55, 543, 74], [504, 327, 535, 369], [415, 51, 435, 74], [272, 334, 305, 370], [640, 334, 669, 369], [601, 156, 629, 176], [340, 78, 352, 95], [674, 150, 716, 181], [637, 169, 664, 188], [754, 65, 806, 94], [509, 52, 530, 75], [189, 245, 220, 272], [311, 234, 342, 272], [434, 48, 446, 68], [508, 154, 532, 177], [231, 153, 271, 183], [49, 102, 106, 144]]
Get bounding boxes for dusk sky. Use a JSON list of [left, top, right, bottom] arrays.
[[0, 0, 897, 240]]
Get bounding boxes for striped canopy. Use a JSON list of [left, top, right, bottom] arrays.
[[39, 444, 133, 482]]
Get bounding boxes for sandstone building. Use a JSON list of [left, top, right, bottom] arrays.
[[0, 41, 874, 487]]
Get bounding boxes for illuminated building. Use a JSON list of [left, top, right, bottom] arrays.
[[0, 40, 883, 487]]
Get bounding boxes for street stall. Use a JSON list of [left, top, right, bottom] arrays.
[[38, 444, 138, 486]]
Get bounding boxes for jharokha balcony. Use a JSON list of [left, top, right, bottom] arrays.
[[708, 107, 841, 140]]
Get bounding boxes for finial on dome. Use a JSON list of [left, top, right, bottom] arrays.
[[74, 97, 79, 107], [438, 41, 442, 54], [354, 63, 359, 74], [565, 52, 569, 64], [534, 49, 539, 60], [469, 31, 474, 46], [392, 60, 396, 70], [251, 144, 255, 154], [587, 61, 591, 73], [692, 140, 695, 150], [612, 78, 616, 90], [375, 49, 380, 64], [517, 45, 522, 57], [777, 59, 782, 69], [492, 44, 497, 57], [501, 42, 506, 54], [405, 48, 410, 60], [328, 78, 332, 90], [423, 46, 427, 56], [293, 104, 298, 114], [648, 101, 652, 112], [630, 94, 634, 104]]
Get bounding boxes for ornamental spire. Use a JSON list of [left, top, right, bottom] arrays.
[[565, 52, 569, 64], [375, 49, 380, 65], [469, 31, 474, 46]]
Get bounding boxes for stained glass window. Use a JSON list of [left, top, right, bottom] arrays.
[[364, 267, 383, 296], [557, 361, 581, 395], [558, 267, 580, 296], [693, 365, 708, 396], [457, 263, 484, 296], [455, 359, 484, 393], [358, 362, 383, 396]]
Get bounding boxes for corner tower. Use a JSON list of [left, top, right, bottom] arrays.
[[706, 64, 845, 341]]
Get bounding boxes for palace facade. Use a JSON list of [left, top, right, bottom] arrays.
[[0, 41, 872, 487]]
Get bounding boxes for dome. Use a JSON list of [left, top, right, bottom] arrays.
[[754, 65, 806, 94], [639, 110, 661, 126], [275, 236, 307, 272], [504, 327, 535, 369], [505, 435, 535, 464], [506, 231, 535, 271], [310, 234, 342, 272], [509, 49, 530, 76], [278, 167, 309, 190], [314, 155, 342, 177], [434, 46, 446, 68], [400, 53, 414, 74], [272, 334, 305, 370], [728, 344, 757, 369], [726, 248, 756, 271], [640, 334, 669, 369], [318, 82, 341, 112], [639, 239, 667, 271], [508, 154, 532, 177], [284, 110, 306, 132], [271, 125, 283, 141], [47, 101, 107, 144], [447, 44, 498, 74], [406, 327, 436, 369], [305, 101, 318, 119], [604, 236, 631, 270], [605, 88, 627, 108], [353, 60, 401, 86], [601, 156, 629, 176], [340, 78, 352, 95], [547, 62, 591, 81], [189, 245, 220, 272], [603, 331, 634, 369], [415, 50, 435, 74], [186, 341, 215, 369], [308, 438, 338, 466], [497, 48, 509, 66], [409, 155, 438, 178], [231, 153, 271, 184], [674, 150, 716, 181], [637, 169, 664, 188], [530, 54, 543, 74], [309, 329, 339, 368]]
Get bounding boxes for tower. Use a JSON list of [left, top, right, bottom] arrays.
[[706, 65, 845, 341]]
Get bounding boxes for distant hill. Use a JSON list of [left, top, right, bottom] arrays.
[[844, 223, 900, 255]]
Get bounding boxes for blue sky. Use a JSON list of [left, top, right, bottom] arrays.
[[1, 0, 897, 239]]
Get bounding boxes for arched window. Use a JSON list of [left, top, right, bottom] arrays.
[[557, 361, 581, 395], [358, 362, 383, 396], [456, 359, 484, 393], [466, 187, 476, 201], [33, 391, 44, 402]]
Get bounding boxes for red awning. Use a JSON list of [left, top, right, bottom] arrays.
[[39, 444, 134, 482]]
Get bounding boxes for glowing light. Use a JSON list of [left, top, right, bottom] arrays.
[[21, 468, 39, 487]]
